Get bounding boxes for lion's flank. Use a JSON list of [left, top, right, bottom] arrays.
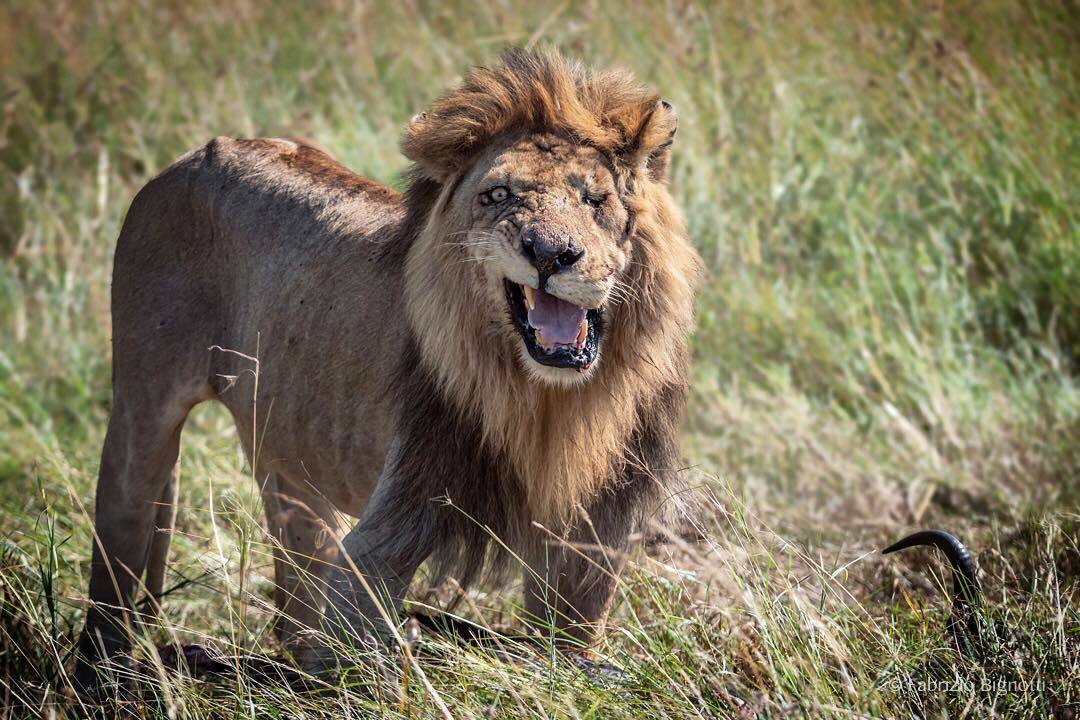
[[402, 47, 678, 183]]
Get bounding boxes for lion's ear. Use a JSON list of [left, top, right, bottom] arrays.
[[616, 99, 678, 184], [403, 111, 450, 182]]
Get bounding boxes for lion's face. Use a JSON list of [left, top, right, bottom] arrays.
[[446, 132, 630, 385]]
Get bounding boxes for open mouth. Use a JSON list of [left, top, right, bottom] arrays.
[[505, 280, 602, 371]]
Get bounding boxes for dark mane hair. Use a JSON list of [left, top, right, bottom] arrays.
[[373, 47, 699, 588]]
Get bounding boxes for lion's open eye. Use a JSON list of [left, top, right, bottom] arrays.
[[480, 186, 511, 205]]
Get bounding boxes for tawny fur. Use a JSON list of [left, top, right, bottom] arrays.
[[76, 48, 699, 674]]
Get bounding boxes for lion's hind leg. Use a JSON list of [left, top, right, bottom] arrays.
[[260, 473, 345, 659], [142, 458, 180, 615], [75, 382, 203, 688]]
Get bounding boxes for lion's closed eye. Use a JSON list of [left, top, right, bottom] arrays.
[[583, 191, 607, 208]]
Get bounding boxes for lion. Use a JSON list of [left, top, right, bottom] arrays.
[[75, 48, 700, 678]]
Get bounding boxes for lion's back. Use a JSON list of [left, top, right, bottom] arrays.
[[109, 136, 408, 413], [122, 135, 401, 260], [113, 136, 403, 317]]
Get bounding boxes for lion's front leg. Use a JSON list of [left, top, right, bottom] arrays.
[[523, 384, 688, 651], [522, 511, 632, 649]]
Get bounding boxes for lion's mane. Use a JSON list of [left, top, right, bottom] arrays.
[[371, 49, 700, 585]]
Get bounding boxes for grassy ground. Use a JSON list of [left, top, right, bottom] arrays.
[[1, 0, 1078, 717]]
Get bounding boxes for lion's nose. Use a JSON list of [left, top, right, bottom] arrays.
[[521, 228, 585, 278]]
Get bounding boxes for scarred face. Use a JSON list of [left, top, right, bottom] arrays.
[[447, 132, 632, 385]]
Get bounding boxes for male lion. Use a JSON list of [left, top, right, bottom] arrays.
[[76, 49, 700, 677]]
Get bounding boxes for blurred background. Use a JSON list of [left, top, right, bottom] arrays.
[[0, 1, 1076, 716]]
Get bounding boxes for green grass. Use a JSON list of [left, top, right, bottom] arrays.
[[1, 0, 1077, 717]]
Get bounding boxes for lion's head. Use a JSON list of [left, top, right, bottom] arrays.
[[397, 49, 699, 520], [402, 48, 685, 383]]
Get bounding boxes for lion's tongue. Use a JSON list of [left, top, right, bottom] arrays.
[[528, 287, 587, 345]]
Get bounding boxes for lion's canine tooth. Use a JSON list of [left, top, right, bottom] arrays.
[[535, 328, 546, 347], [522, 284, 536, 311], [576, 320, 588, 346]]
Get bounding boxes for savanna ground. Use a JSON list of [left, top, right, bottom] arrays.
[[1, 1, 1078, 717]]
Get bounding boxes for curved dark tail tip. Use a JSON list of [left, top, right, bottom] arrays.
[[884, 529, 980, 608]]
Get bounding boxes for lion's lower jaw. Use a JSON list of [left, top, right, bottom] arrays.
[[517, 343, 601, 386]]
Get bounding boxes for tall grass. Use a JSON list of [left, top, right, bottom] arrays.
[[1, 1, 1077, 717]]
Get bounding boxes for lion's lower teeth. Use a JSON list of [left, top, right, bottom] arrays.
[[533, 324, 587, 353]]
